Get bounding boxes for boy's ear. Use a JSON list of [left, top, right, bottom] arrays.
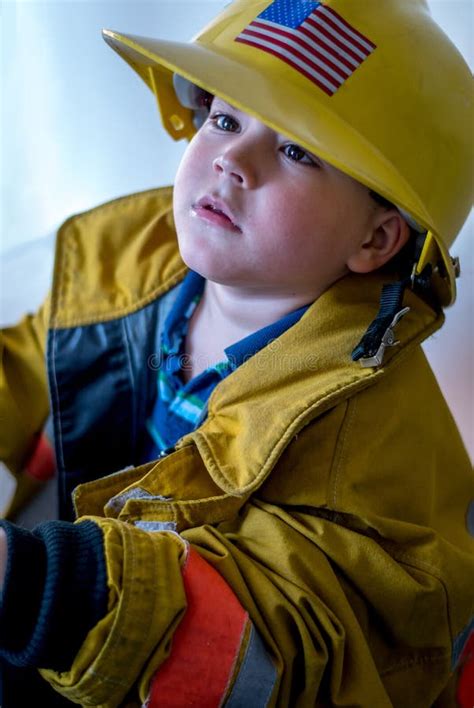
[[347, 210, 411, 274]]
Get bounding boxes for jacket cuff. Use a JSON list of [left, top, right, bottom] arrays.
[[0, 519, 107, 671]]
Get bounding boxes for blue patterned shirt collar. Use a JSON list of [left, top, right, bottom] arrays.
[[145, 270, 311, 458], [161, 269, 309, 369]]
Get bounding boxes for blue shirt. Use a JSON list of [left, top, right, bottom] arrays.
[[146, 271, 310, 458]]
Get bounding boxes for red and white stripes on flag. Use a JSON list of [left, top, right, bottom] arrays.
[[235, 2, 376, 96]]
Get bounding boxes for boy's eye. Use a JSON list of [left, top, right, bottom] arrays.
[[210, 113, 240, 132], [282, 144, 317, 166]]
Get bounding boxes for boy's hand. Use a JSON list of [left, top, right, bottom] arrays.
[[0, 527, 7, 592]]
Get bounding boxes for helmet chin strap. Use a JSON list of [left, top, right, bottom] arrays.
[[351, 280, 411, 368], [351, 234, 432, 368]]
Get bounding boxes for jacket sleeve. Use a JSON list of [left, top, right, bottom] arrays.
[[0, 516, 189, 707], [36, 505, 461, 708], [0, 299, 55, 518], [36, 516, 191, 707], [1, 500, 467, 708], [16, 513, 277, 708]]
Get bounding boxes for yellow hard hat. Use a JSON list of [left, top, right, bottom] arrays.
[[103, 0, 473, 306]]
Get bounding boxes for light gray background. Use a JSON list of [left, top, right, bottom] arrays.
[[1, 0, 473, 458]]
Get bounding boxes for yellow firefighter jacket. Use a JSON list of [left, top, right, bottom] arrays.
[[1, 187, 473, 707]]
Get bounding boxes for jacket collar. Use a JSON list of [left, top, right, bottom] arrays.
[[187, 273, 443, 495], [50, 187, 187, 328]]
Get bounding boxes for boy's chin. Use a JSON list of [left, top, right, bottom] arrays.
[[181, 261, 237, 286], [178, 248, 235, 284], [179, 258, 254, 289]]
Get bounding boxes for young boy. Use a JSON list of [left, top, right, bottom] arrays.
[[1, 1, 473, 706]]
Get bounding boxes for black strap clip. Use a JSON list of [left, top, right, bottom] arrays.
[[355, 307, 410, 368], [351, 281, 410, 368]]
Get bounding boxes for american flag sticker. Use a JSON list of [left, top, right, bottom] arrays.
[[235, 0, 376, 96]]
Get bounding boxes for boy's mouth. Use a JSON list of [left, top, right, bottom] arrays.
[[192, 196, 242, 233]]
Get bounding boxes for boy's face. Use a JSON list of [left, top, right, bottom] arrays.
[[173, 97, 380, 300]]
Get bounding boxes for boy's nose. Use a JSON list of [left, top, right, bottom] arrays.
[[212, 152, 256, 189]]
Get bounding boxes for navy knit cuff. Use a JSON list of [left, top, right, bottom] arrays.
[[0, 519, 107, 671]]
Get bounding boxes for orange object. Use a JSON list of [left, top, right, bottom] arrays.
[[25, 433, 56, 482], [149, 547, 249, 707]]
